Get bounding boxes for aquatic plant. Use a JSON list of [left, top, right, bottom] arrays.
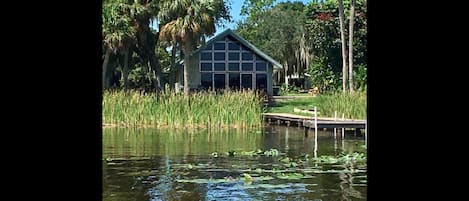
[[314, 152, 367, 164], [103, 89, 264, 128]]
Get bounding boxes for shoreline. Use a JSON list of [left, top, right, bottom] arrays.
[[102, 123, 262, 129]]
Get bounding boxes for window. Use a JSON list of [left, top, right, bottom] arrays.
[[203, 45, 212, 51], [256, 56, 266, 62], [201, 73, 212, 89], [228, 52, 239, 61], [201, 52, 212, 60], [256, 62, 266, 71], [242, 63, 253, 71], [256, 74, 267, 90], [214, 74, 225, 89], [214, 52, 225, 61], [228, 42, 240, 50], [228, 63, 239, 71], [229, 73, 240, 89], [197, 36, 272, 92], [242, 52, 253, 61], [214, 42, 225, 50], [227, 35, 237, 42], [201, 63, 212, 71], [241, 74, 252, 89], [214, 63, 225, 71], [241, 44, 250, 51]]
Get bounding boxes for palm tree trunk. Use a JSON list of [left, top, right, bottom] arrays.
[[182, 39, 194, 96], [136, 22, 162, 93], [348, 0, 356, 92], [102, 48, 111, 90], [338, 0, 348, 93], [149, 50, 162, 93], [122, 47, 130, 89], [169, 42, 178, 90]]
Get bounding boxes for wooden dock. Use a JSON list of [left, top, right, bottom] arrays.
[[263, 113, 366, 129]]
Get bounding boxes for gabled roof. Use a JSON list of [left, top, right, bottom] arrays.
[[192, 29, 283, 69]]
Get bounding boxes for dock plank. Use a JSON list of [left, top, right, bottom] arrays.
[[263, 113, 366, 129]]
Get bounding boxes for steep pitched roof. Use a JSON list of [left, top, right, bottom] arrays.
[[192, 29, 283, 69]]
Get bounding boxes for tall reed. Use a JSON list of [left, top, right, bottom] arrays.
[[103, 89, 264, 128], [315, 91, 366, 119]]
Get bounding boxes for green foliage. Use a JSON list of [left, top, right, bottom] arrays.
[[240, 0, 275, 17], [103, 89, 264, 128], [303, 0, 367, 92], [102, 0, 137, 52], [125, 43, 171, 91], [127, 66, 153, 90], [159, 0, 231, 44], [237, 1, 309, 78], [279, 83, 299, 95], [157, 43, 172, 73], [263, 148, 279, 156], [307, 56, 341, 93], [315, 152, 367, 164], [354, 64, 367, 91], [209, 148, 279, 157]]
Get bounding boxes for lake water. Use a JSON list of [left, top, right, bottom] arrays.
[[103, 126, 367, 201]]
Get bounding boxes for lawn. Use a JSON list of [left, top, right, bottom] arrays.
[[265, 91, 366, 120], [265, 97, 317, 116]]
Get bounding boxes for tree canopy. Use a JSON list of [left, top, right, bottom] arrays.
[[236, 0, 367, 93]]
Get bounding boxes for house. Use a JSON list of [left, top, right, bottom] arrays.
[[177, 29, 282, 96]]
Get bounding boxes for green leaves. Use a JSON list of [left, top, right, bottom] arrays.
[[237, 1, 309, 77], [102, 0, 137, 52]]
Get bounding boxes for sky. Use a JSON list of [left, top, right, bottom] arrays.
[[213, 0, 312, 37]]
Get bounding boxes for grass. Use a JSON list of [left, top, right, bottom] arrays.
[[265, 97, 317, 116], [103, 89, 264, 128], [284, 93, 311, 96], [266, 91, 366, 120], [315, 91, 366, 119]]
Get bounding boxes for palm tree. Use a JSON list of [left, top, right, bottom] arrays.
[[158, 0, 230, 96], [129, 0, 165, 93], [337, 0, 348, 93], [102, 0, 136, 89]]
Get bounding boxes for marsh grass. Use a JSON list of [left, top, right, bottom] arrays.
[[315, 91, 366, 119], [103, 89, 264, 128]]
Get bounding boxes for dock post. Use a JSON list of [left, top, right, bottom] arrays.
[[365, 121, 367, 147], [314, 106, 318, 153]]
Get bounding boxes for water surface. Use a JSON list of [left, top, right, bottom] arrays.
[[103, 126, 367, 201]]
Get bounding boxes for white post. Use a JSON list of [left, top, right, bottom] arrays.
[[342, 113, 345, 139], [285, 127, 289, 151], [314, 106, 318, 153], [365, 121, 367, 147]]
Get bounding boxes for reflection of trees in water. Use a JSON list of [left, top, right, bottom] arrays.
[[338, 162, 364, 201], [103, 128, 263, 158]]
